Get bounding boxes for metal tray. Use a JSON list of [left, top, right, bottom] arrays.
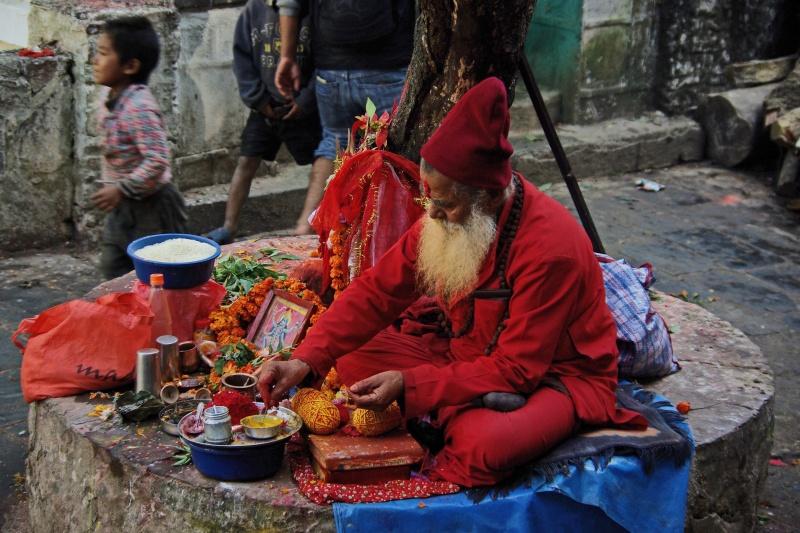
[[179, 405, 301, 449]]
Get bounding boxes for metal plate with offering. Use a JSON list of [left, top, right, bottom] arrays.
[[178, 405, 302, 481]]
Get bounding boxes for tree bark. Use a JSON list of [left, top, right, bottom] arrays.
[[389, 0, 536, 162]]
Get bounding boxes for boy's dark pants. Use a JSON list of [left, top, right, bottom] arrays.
[[100, 183, 188, 279]]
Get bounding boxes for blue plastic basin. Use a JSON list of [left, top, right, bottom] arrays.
[[182, 436, 287, 481], [126, 233, 221, 289]]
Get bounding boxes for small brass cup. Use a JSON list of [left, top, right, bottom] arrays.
[[220, 372, 257, 399]]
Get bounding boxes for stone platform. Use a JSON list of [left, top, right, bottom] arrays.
[[26, 236, 773, 532]]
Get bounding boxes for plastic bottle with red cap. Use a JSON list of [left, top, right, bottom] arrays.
[[148, 273, 173, 345]]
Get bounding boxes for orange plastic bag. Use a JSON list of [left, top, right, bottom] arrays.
[[131, 279, 227, 342], [14, 281, 227, 402], [13, 292, 153, 402]]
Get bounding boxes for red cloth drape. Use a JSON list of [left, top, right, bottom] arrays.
[[311, 150, 424, 292]]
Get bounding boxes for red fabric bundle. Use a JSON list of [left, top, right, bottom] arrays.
[[311, 150, 424, 293]]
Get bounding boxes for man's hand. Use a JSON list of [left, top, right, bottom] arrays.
[[258, 101, 277, 120], [275, 56, 301, 99], [91, 184, 122, 212], [348, 371, 404, 411], [258, 358, 311, 406], [282, 102, 303, 120]]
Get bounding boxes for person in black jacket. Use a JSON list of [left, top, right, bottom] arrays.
[[274, 0, 415, 191], [207, 0, 326, 242]]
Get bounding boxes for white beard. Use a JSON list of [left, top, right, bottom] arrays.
[[416, 203, 497, 304]]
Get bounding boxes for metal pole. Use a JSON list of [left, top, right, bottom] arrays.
[[517, 55, 605, 254]]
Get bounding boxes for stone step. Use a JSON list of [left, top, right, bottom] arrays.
[[183, 112, 706, 239], [182, 163, 310, 237], [510, 112, 705, 185], [510, 86, 562, 133]]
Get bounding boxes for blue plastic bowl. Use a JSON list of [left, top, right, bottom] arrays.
[[127, 233, 221, 289], [182, 436, 287, 481]]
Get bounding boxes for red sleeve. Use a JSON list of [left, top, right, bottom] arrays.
[[292, 224, 422, 379], [402, 255, 584, 418]]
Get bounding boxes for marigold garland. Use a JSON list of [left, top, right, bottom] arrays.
[[207, 277, 327, 387], [209, 277, 326, 346], [329, 228, 349, 297]]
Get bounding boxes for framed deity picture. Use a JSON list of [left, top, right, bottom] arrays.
[[246, 289, 315, 354]]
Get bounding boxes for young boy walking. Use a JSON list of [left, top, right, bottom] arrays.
[[92, 16, 187, 279], [205, 0, 324, 243]]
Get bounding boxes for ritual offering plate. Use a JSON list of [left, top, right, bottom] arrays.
[[179, 405, 301, 481]]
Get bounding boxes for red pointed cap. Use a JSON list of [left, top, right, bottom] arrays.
[[420, 77, 513, 190]]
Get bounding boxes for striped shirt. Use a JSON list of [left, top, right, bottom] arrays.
[[99, 84, 172, 199]]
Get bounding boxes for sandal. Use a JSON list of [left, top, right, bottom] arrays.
[[205, 227, 233, 245]]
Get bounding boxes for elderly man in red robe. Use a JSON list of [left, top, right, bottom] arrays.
[[259, 77, 644, 487]]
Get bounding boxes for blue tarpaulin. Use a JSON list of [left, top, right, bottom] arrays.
[[333, 393, 693, 533]]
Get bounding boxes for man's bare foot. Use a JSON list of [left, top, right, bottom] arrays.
[[292, 222, 313, 235]]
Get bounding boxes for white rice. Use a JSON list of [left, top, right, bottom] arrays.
[[135, 238, 217, 263]]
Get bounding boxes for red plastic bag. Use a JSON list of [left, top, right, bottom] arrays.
[[13, 280, 227, 403], [132, 279, 226, 342], [13, 292, 153, 402]]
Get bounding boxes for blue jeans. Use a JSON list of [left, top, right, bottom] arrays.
[[313, 68, 407, 160]]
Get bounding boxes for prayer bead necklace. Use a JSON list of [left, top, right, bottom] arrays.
[[445, 173, 524, 355]]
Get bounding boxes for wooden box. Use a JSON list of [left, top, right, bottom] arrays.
[[307, 430, 425, 485]]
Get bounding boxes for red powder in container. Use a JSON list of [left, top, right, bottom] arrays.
[[211, 390, 258, 425]]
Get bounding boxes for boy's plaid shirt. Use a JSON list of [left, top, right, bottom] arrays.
[[100, 84, 172, 199]]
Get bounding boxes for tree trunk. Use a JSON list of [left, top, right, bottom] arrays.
[[700, 83, 779, 167], [389, 0, 536, 162]]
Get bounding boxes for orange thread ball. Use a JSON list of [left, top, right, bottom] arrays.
[[291, 387, 321, 411], [292, 388, 340, 434], [321, 389, 336, 401], [351, 402, 402, 437]]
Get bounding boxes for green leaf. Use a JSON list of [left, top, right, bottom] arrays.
[[365, 97, 376, 119], [239, 278, 254, 294], [259, 247, 301, 263], [173, 455, 192, 467], [213, 254, 287, 303]]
